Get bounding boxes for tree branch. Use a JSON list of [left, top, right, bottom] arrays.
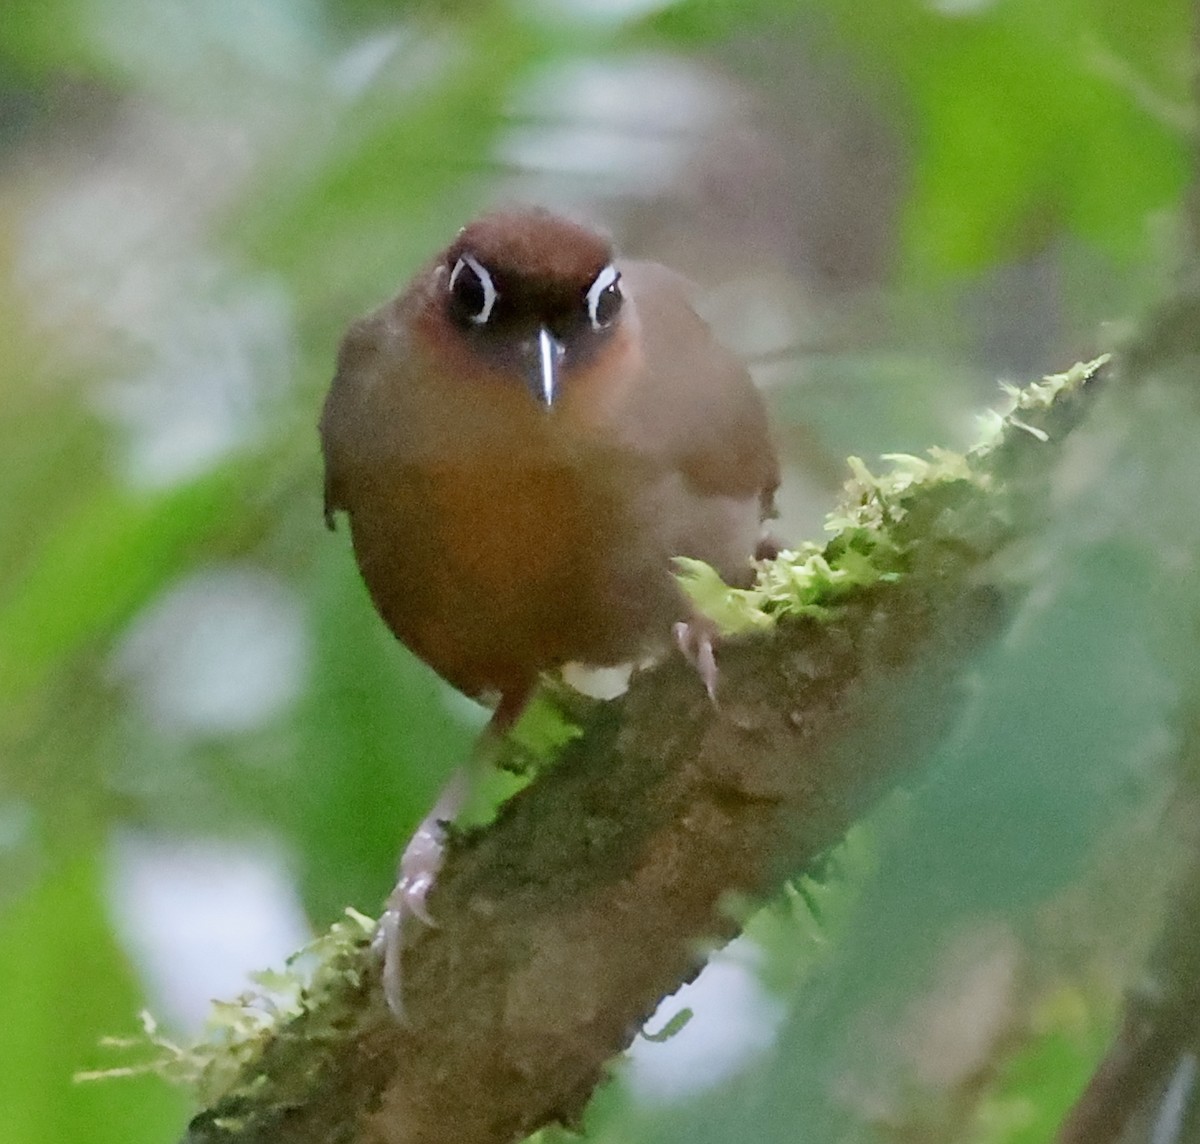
[[178, 360, 1109, 1144]]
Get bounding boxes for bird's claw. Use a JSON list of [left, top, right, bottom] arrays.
[[374, 815, 449, 1019], [673, 617, 720, 704]]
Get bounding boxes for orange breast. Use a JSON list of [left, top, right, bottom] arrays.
[[350, 448, 677, 700]]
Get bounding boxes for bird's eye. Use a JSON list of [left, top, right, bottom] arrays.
[[585, 264, 622, 330], [448, 254, 498, 325]]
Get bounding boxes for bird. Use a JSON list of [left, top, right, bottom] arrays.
[[319, 207, 780, 1013]]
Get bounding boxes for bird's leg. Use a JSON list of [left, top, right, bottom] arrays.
[[376, 761, 475, 1016], [673, 612, 721, 704], [376, 688, 530, 1018], [385, 767, 471, 929], [674, 536, 786, 702]]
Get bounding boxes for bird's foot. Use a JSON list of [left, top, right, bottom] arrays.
[[673, 614, 721, 704], [369, 704, 525, 1021], [372, 788, 462, 1019]]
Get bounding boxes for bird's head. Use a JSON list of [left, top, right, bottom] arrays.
[[421, 209, 629, 409]]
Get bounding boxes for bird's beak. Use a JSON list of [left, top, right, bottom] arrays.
[[528, 326, 563, 408]]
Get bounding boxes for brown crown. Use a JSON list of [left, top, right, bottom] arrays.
[[448, 208, 613, 289]]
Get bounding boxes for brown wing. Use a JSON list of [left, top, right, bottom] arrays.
[[319, 289, 439, 528], [319, 304, 464, 685], [618, 260, 780, 518], [319, 315, 383, 529]]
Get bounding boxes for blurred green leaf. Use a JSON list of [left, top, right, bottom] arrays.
[[0, 459, 257, 705], [0, 852, 189, 1144], [653, 0, 1189, 275], [816, 0, 1190, 275], [1, 0, 108, 79], [972, 987, 1113, 1144]]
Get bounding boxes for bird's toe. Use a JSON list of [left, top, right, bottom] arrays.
[[373, 814, 449, 1019], [673, 616, 721, 704]]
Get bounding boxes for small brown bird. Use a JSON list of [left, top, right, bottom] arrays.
[[320, 207, 779, 1010]]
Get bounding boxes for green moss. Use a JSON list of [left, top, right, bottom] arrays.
[[78, 909, 375, 1108], [678, 357, 1109, 633]]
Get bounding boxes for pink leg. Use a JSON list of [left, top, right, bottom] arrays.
[[376, 767, 470, 1016], [673, 614, 721, 704], [675, 540, 780, 702], [376, 686, 531, 1019]]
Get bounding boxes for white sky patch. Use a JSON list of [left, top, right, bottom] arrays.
[[17, 121, 295, 489], [523, 0, 682, 31], [926, 0, 997, 13], [625, 937, 786, 1104], [108, 831, 311, 1033], [497, 54, 737, 201], [111, 565, 310, 737]]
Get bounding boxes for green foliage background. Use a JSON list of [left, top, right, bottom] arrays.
[[0, 1, 1192, 1141]]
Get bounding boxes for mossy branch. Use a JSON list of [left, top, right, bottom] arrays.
[[154, 358, 1107, 1144]]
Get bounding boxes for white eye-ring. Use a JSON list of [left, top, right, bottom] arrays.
[[585, 263, 622, 330], [448, 253, 498, 325]]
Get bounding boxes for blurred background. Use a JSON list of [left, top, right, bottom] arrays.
[[0, 1, 1194, 1142]]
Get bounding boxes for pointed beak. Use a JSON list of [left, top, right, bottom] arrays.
[[527, 326, 563, 407]]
